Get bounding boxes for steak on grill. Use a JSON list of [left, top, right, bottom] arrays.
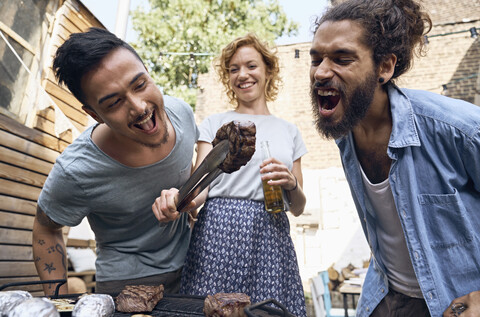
[[212, 121, 256, 173], [203, 293, 251, 317], [115, 284, 164, 313]]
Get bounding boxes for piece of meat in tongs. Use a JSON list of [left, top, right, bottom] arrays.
[[213, 120, 256, 173], [176, 120, 256, 212]]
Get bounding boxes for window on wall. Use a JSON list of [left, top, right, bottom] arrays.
[[0, 0, 51, 121]]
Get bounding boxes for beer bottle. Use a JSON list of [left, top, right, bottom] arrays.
[[260, 141, 284, 213]]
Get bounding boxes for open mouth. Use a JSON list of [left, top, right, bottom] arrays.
[[133, 110, 156, 132], [317, 89, 340, 111]]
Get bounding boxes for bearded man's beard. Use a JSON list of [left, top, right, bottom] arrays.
[[311, 72, 378, 139]]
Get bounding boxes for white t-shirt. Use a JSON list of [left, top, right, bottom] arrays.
[[199, 111, 307, 201], [360, 166, 423, 298]]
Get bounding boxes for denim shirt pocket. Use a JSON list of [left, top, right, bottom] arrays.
[[418, 188, 474, 249], [417, 189, 478, 278]]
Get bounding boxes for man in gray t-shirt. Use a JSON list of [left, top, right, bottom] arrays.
[[33, 27, 199, 295]]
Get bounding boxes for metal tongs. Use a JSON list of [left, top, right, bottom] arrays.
[[176, 140, 229, 211]]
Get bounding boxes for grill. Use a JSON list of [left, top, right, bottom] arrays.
[[113, 293, 205, 317], [1, 280, 297, 317]]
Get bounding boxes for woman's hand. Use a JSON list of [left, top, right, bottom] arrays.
[[259, 157, 297, 191]]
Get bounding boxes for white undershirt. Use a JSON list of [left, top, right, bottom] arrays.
[[360, 166, 423, 298]]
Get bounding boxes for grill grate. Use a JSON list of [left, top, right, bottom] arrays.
[[113, 294, 205, 317]]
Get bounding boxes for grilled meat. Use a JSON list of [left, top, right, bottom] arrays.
[[212, 121, 256, 173], [203, 293, 251, 317], [115, 285, 164, 313]]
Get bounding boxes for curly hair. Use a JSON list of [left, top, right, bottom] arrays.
[[215, 33, 281, 107], [314, 0, 432, 82], [52, 27, 143, 106]]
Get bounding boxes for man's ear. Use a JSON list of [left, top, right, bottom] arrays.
[[379, 53, 397, 83], [82, 105, 104, 123]]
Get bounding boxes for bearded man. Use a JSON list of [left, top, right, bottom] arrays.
[[309, 0, 480, 316]]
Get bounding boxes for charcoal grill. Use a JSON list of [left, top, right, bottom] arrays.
[[1, 280, 297, 317]]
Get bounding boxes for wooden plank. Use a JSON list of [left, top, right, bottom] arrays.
[[59, 14, 82, 35], [64, 3, 90, 31], [33, 116, 75, 144], [0, 162, 47, 188], [0, 245, 33, 261], [51, 96, 88, 127], [67, 0, 104, 28], [68, 270, 95, 278], [67, 239, 96, 250], [36, 107, 56, 122], [0, 277, 44, 293], [0, 195, 37, 216], [0, 228, 32, 245], [55, 24, 71, 42], [0, 114, 69, 153], [0, 261, 38, 277], [0, 21, 35, 54], [0, 145, 53, 176], [38, 94, 88, 127], [0, 211, 34, 231], [44, 80, 83, 113], [0, 129, 60, 164], [0, 178, 42, 202]]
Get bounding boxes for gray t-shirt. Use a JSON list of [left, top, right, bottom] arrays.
[[199, 111, 307, 201], [38, 95, 199, 282]]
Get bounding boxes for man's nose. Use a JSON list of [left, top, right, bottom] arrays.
[[314, 60, 334, 83], [128, 95, 147, 113]]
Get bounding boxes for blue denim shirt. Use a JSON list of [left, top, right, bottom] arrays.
[[336, 85, 480, 317]]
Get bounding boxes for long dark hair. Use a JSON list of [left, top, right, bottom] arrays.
[[314, 0, 432, 82]]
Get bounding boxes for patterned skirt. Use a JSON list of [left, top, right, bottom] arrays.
[[180, 197, 306, 317]]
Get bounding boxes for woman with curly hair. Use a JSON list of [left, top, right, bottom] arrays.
[[155, 33, 307, 316]]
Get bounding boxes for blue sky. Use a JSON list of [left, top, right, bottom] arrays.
[[81, 0, 328, 45]]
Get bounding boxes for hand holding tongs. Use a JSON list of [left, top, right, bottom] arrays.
[[176, 140, 229, 211]]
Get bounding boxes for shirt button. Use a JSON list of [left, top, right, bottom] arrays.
[[414, 252, 419, 260], [366, 307, 370, 312], [363, 217, 367, 222], [428, 292, 433, 299], [381, 288, 385, 293], [402, 211, 407, 218]]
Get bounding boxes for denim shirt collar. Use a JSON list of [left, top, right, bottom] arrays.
[[387, 85, 421, 149], [335, 84, 421, 151]]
